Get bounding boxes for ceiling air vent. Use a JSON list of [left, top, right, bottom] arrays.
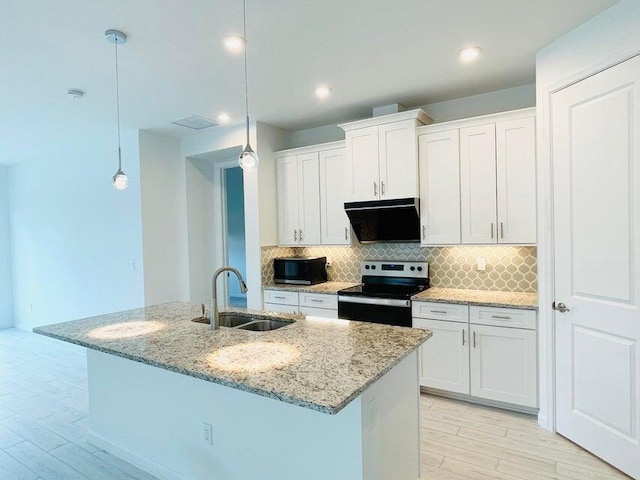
[[171, 115, 219, 130]]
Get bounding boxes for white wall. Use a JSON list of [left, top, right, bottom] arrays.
[[534, 0, 640, 431], [8, 129, 145, 330], [0, 166, 13, 329], [139, 130, 189, 305], [287, 84, 536, 147]]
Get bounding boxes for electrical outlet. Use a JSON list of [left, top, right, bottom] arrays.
[[202, 422, 213, 446], [477, 258, 487, 272]]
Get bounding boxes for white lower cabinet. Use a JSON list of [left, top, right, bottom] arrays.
[[469, 324, 537, 408], [413, 301, 537, 409], [263, 290, 338, 318], [414, 318, 469, 394]]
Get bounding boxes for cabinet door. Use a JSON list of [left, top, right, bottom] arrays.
[[378, 120, 418, 199], [297, 152, 321, 245], [414, 318, 470, 394], [344, 126, 380, 201], [419, 130, 461, 245], [276, 155, 300, 245], [470, 325, 537, 407], [460, 124, 498, 244], [496, 117, 537, 244], [319, 148, 350, 244]]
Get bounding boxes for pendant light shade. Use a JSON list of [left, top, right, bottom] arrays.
[[105, 29, 129, 189], [238, 0, 259, 171]]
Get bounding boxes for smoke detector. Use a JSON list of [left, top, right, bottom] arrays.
[[171, 115, 219, 130], [65, 89, 85, 99]]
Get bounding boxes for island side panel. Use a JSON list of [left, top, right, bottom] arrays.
[[361, 350, 421, 480], [86, 349, 365, 480]]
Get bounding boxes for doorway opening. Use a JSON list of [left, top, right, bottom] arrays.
[[223, 166, 247, 308]]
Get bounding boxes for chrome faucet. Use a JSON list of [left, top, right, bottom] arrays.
[[211, 266, 248, 330]]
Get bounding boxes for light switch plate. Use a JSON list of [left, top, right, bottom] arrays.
[[477, 258, 487, 272]]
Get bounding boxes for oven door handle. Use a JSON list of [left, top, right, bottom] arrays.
[[338, 296, 410, 307]]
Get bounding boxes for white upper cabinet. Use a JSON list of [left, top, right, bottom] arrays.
[[344, 126, 379, 202], [340, 110, 432, 203], [276, 142, 347, 247], [297, 152, 321, 245], [496, 117, 537, 244], [418, 130, 461, 245], [319, 148, 351, 245], [276, 155, 300, 246], [460, 123, 498, 244], [378, 120, 419, 200]]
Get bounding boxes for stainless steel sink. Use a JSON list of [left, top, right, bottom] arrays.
[[236, 320, 291, 331], [191, 312, 292, 331]]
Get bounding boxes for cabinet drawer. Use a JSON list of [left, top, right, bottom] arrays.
[[263, 290, 299, 306], [412, 302, 469, 322], [299, 292, 338, 310], [263, 302, 299, 315], [299, 306, 339, 318], [470, 306, 536, 330]]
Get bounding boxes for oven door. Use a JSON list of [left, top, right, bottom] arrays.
[[337, 296, 412, 327]]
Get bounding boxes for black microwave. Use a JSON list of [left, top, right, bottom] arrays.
[[274, 257, 328, 285]]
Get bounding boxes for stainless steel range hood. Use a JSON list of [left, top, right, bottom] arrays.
[[344, 198, 420, 243]]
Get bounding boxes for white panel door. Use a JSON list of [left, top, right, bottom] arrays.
[[276, 155, 300, 246], [378, 120, 418, 200], [319, 148, 350, 245], [418, 130, 461, 245], [460, 124, 497, 244], [552, 55, 640, 478], [344, 126, 379, 202], [414, 318, 470, 394], [496, 117, 537, 244], [470, 325, 537, 408], [296, 152, 321, 245]]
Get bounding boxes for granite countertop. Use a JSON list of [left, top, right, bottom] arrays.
[[262, 281, 360, 294], [411, 287, 538, 310], [33, 303, 430, 415]]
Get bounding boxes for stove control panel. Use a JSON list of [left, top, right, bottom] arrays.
[[361, 261, 429, 278]]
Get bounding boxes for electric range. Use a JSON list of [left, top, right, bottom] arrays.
[[337, 260, 429, 327]]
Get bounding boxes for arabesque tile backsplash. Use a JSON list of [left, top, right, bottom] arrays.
[[262, 244, 537, 292]]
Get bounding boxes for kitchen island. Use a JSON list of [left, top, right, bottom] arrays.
[[34, 302, 431, 480]]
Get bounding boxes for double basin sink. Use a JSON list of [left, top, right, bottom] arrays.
[[192, 312, 292, 332]]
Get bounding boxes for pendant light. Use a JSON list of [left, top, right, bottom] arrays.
[[105, 29, 128, 190], [238, 0, 259, 171]]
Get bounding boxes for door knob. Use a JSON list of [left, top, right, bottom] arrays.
[[553, 302, 570, 313]]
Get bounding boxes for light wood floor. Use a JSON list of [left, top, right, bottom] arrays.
[[0, 328, 632, 480], [420, 393, 632, 479]]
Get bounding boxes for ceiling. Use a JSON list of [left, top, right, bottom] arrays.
[[0, 0, 618, 165]]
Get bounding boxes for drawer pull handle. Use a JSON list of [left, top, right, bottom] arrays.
[[473, 331, 477, 348], [273, 296, 286, 300], [430, 310, 447, 314], [310, 299, 324, 303], [462, 330, 466, 346], [345, 227, 348, 240], [491, 315, 511, 320]]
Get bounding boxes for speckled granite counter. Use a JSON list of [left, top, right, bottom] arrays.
[[34, 302, 430, 414], [411, 287, 538, 310], [262, 281, 360, 294]]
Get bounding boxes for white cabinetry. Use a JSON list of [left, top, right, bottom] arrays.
[[319, 148, 351, 244], [418, 108, 536, 246], [413, 301, 537, 409], [418, 130, 461, 245], [263, 290, 338, 318], [276, 142, 348, 246], [340, 110, 432, 202]]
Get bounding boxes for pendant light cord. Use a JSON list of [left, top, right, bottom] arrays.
[[114, 41, 122, 170], [243, 0, 250, 143]]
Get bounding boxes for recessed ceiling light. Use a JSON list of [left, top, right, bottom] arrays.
[[223, 35, 246, 53], [315, 84, 332, 99], [458, 46, 482, 62], [217, 112, 230, 123]]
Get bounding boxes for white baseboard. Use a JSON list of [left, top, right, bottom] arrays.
[[88, 430, 186, 480]]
